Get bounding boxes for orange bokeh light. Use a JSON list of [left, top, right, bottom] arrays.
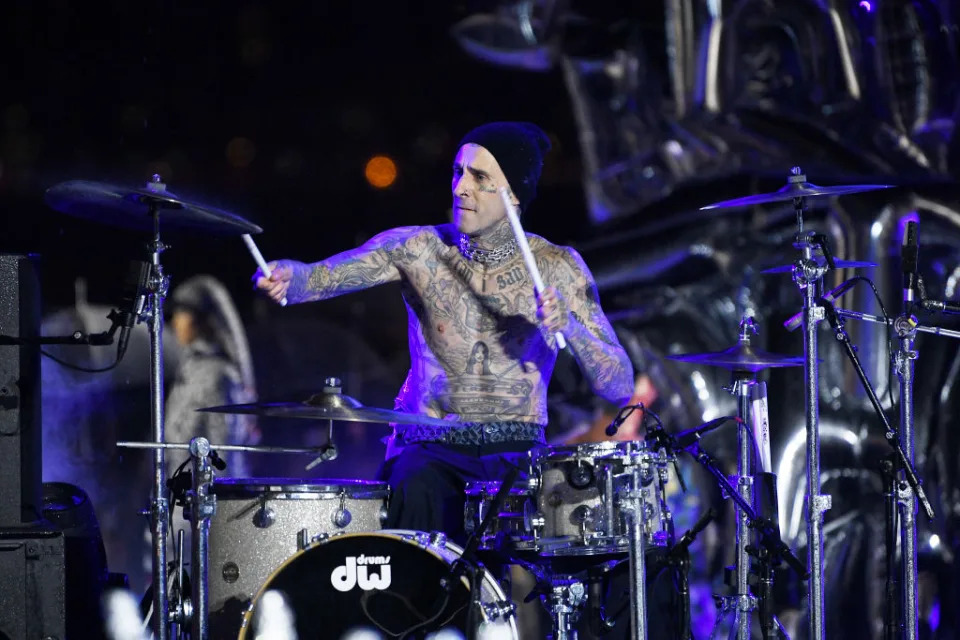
[[364, 155, 397, 189]]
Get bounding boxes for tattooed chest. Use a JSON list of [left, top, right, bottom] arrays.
[[412, 266, 538, 337]]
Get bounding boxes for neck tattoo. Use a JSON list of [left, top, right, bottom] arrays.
[[458, 232, 518, 267]]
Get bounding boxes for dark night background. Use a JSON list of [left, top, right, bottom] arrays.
[[4, 2, 960, 637]]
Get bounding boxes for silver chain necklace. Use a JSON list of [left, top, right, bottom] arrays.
[[458, 233, 518, 266]]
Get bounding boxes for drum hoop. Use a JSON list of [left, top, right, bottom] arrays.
[[237, 530, 466, 639], [213, 477, 390, 499], [464, 480, 531, 496]]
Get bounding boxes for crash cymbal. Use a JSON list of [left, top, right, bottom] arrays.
[[762, 258, 877, 274], [668, 342, 804, 372], [45, 178, 262, 235], [200, 385, 461, 428], [700, 178, 893, 210]]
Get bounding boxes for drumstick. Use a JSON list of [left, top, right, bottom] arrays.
[[499, 187, 567, 350], [242, 234, 287, 306]]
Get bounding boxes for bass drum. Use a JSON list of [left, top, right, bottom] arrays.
[[239, 530, 518, 639]]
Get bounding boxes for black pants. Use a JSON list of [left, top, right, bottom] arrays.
[[376, 440, 536, 546]]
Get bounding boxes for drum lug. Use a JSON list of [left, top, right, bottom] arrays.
[[297, 528, 310, 550], [482, 599, 517, 621], [378, 504, 389, 525], [332, 491, 352, 528], [253, 504, 276, 528], [332, 507, 352, 528]]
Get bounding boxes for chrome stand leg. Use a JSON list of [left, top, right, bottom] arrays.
[[895, 327, 919, 640], [189, 437, 216, 640]]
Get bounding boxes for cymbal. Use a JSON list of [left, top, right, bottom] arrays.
[[762, 258, 877, 274], [700, 180, 893, 210], [45, 179, 262, 235], [668, 342, 804, 372], [199, 388, 461, 428]]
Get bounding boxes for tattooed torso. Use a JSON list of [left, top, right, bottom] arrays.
[[287, 222, 633, 425], [395, 225, 555, 423]]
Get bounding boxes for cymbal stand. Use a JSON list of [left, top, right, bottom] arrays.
[[784, 167, 830, 640], [827, 297, 939, 640], [186, 437, 217, 640], [142, 176, 172, 640], [619, 449, 655, 640], [713, 316, 761, 640]]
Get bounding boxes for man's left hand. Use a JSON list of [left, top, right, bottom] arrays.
[[537, 286, 570, 334]]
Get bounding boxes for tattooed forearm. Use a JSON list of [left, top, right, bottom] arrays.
[[286, 227, 422, 303], [545, 245, 634, 404], [563, 316, 634, 404]]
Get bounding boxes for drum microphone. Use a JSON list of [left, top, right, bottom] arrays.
[[116, 260, 151, 357], [672, 416, 741, 449], [304, 443, 338, 471], [208, 449, 227, 471], [783, 277, 859, 331], [605, 404, 642, 437]]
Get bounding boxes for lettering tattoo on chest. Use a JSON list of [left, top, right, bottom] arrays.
[[496, 266, 526, 290], [452, 259, 473, 284]]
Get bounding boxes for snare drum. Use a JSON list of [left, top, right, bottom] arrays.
[[531, 441, 674, 556], [208, 477, 389, 628], [238, 530, 518, 639]]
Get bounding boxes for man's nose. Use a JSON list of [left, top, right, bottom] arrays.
[[453, 174, 469, 195]]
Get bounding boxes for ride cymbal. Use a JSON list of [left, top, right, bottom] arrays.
[[45, 178, 262, 235]]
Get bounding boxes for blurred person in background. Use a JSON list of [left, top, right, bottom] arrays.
[[166, 274, 259, 478]]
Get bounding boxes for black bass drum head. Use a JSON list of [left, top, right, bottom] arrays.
[[239, 531, 497, 639]]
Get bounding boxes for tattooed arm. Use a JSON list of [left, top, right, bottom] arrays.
[[539, 246, 635, 405], [255, 226, 425, 304]]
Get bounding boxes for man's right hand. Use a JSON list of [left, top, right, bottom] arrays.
[[253, 260, 295, 304]]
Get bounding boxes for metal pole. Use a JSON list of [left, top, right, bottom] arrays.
[[625, 464, 649, 640], [148, 206, 170, 640], [735, 376, 754, 640], [895, 326, 919, 640], [189, 437, 215, 640], [800, 236, 829, 640]]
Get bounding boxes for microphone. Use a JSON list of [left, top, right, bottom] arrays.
[[304, 443, 338, 470], [902, 220, 919, 308], [672, 416, 740, 449], [605, 414, 626, 437], [208, 449, 227, 471], [117, 261, 151, 357], [783, 277, 859, 331], [605, 403, 642, 437]]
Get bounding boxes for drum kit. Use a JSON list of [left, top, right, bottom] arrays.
[[38, 166, 957, 640]]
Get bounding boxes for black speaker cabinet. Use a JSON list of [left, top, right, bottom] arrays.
[[0, 254, 43, 525], [0, 528, 66, 640]]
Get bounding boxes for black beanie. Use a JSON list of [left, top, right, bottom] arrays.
[[458, 121, 551, 212]]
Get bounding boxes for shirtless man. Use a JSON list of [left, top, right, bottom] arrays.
[[255, 121, 634, 538]]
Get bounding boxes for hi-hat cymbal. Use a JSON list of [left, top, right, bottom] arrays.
[[200, 387, 462, 428], [762, 258, 877, 274], [668, 342, 804, 372], [45, 178, 262, 235], [700, 180, 893, 210]]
